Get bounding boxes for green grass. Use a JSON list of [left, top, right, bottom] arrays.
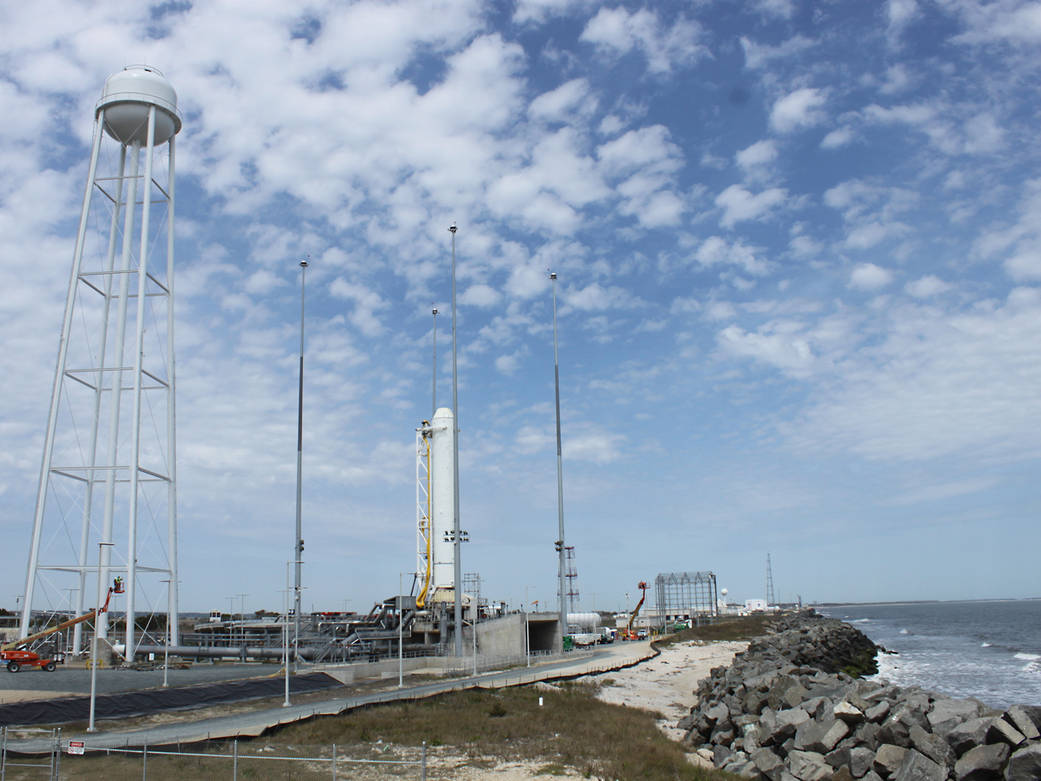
[[654, 614, 774, 646]]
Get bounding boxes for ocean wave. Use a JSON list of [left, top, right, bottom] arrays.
[[1014, 652, 1041, 661], [981, 642, 992, 647], [899, 628, 909, 635], [851, 618, 871, 623]]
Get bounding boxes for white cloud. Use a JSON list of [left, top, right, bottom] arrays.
[[770, 88, 827, 133], [513, 0, 594, 24], [495, 351, 522, 374], [736, 139, 778, 170], [905, 275, 952, 298], [717, 323, 816, 376], [580, 7, 708, 73], [329, 278, 387, 336], [715, 185, 786, 228], [528, 78, 597, 124], [460, 283, 502, 307], [695, 236, 771, 275], [887, 0, 919, 34], [740, 35, 816, 70], [564, 282, 634, 311], [849, 263, 894, 291], [1004, 250, 1041, 281], [821, 127, 854, 149]]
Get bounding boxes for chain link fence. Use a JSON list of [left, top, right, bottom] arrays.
[[2, 729, 427, 780]]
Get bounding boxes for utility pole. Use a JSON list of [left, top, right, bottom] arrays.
[[550, 271, 567, 652], [294, 258, 308, 668], [449, 224, 462, 656]]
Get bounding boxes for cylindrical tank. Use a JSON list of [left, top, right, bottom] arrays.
[[430, 407, 455, 590], [96, 65, 182, 146], [567, 612, 601, 631]]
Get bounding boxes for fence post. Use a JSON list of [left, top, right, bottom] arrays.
[[1, 724, 6, 781], [421, 740, 427, 781], [142, 742, 147, 781], [232, 738, 238, 780], [331, 743, 337, 781], [53, 727, 62, 781]]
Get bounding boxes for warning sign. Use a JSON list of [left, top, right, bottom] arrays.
[[67, 740, 85, 755]]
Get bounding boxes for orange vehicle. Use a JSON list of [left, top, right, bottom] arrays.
[[624, 581, 649, 640], [2, 579, 123, 673]]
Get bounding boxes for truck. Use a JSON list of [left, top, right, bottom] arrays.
[[2, 579, 123, 673]]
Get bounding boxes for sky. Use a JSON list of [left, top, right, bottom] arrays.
[[1, 0, 1039, 622]]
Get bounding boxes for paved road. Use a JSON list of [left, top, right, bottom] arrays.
[[3, 641, 656, 754], [0, 663, 279, 696]]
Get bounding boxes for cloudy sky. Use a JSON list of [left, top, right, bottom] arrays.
[[2, 0, 1039, 621]]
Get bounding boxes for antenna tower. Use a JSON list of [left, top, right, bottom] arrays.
[[765, 553, 776, 607], [561, 545, 579, 614]]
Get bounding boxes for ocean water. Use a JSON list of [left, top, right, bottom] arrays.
[[819, 600, 1041, 709]]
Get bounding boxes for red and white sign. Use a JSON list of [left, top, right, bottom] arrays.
[[67, 740, 85, 755]]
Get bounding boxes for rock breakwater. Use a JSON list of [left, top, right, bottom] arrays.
[[679, 611, 1041, 780]]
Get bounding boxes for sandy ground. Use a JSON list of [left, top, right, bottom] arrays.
[[0, 689, 79, 704], [423, 639, 748, 779], [595, 639, 748, 742]]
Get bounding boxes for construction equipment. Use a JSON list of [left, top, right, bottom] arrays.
[[625, 581, 649, 640], [2, 578, 123, 672]]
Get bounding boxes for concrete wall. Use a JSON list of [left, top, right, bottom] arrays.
[[475, 613, 525, 657]]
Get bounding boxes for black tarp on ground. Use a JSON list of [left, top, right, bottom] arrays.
[[0, 672, 341, 727]]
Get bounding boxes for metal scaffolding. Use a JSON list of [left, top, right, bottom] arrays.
[[654, 571, 718, 631]]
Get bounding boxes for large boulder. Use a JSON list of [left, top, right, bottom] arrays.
[[874, 744, 909, 776], [787, 749, 832, 781], [947, 718, 995, 757], [1003, 744, 1041, 781], [928, 698, 983, 734], [908, 723, 954, 767], [1003, 707, 1040, 742], [892, 749, 944, 781], [953, 743, 1009, 780]]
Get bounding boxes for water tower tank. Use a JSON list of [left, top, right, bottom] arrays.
[[96, 65, 181, 146]]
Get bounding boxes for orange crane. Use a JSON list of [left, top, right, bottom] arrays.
[[625, 581, 649, 640], [2, 578, 123, 673]]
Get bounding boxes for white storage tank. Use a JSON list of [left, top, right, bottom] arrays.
[[96, 65, 181, 146]]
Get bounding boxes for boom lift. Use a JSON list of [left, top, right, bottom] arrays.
[[2, 578, 124, 673], [625, 581, 649, 640]]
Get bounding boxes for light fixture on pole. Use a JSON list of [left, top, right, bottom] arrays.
[[294, 258, 308, 671], [87, 540, 114, 733], [549, 271, 567, 653], [449, 223, 463, 657]]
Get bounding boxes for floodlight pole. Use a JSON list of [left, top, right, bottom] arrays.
[[550, 271, 567, 653], [449, 223, 462, 656], [87, 541, 114, 732], [294, 258, 308, 671], [432, 307, 438, 416]]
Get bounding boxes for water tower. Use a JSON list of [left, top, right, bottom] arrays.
[[19, 66, 182, 659]]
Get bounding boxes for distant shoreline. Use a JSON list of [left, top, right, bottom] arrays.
[[817, 596, 1041, 607]]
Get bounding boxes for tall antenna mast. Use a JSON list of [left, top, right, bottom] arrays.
[[766, 553, 776, 608], [549, 271, 567, 651]]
